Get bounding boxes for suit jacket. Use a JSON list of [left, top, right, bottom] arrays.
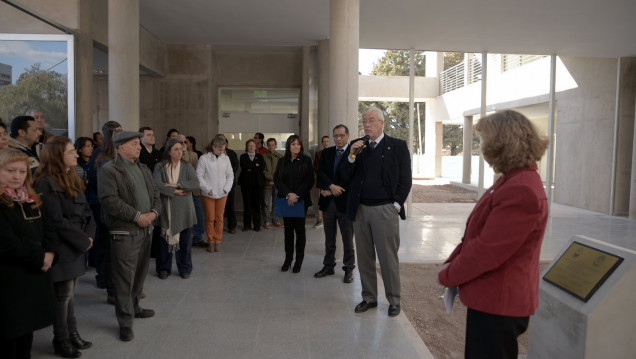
[[317, 146, 350, 213], [238, 153, 265, 188], [341, 134, 412, 221], [438, 164, 548, 317]]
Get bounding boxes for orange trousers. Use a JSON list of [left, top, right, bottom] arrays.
[[201, 195, 228, 244]]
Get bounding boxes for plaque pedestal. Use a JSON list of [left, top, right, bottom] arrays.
[[528, 235, 636, 359]]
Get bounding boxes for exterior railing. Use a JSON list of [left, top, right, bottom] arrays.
[[439, 54, 482, 94], [501, 54, 547, 72]]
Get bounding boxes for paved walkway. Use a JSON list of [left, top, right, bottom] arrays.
[[30, 203, 636, 358]]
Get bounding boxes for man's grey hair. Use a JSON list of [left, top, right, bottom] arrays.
[[25, 109, 40, 116], [362, 106, 384, 122]]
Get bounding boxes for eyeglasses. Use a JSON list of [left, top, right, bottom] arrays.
[[65, 150, 77, 156], [333, 134, 347, 138], [183, 141, 189, 144], [19, 203, 42, 221]]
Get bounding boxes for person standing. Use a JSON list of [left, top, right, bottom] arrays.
[[180, 135, 206, 248], [218, 134, 239, 234], [342, 106, 412, 317], [262, 138, 283, 229], [0, 149, 59, 359], [238, 139, 265, 232], [311, 135, 329, 228], [97, 131, 160, 341], [26, 109, 54, 145], [438, 110, 549, 359], [197, 136, 233, 252], [253, 132, 268, 155], [8, 116, 42, 172], [138, 127, 161, 173], [0, 120, 9, 150], [34, 137, 95, 358], [314, 125, 355, 283], [274, 135, 314, 273], [153, 138, 198, 279]]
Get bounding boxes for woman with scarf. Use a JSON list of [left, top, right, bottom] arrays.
[[1, 148, 59, 359], [153, 138, 198, 279]]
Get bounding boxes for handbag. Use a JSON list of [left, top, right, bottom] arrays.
[[274, 198, 305, 218]]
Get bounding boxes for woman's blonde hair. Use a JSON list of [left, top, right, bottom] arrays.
[[475, 110, 549, 174], [33, 136, 85, 198], [0, 148, 40, 207]]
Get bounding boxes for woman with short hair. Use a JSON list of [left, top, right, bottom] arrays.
[[0, 148, 59, 359], [438, 110, 550, 359], [238, 139, 265, 232], [33, 137, 95, 358], [153, 138, 199, 279], [196, 135, 234, 252]]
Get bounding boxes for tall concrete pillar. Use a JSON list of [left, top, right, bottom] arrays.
[[630, 102, 636, 220], [75, 0, 93, 138], [463, 115, 473, 184], [108, 0, 139, 130], [329, 0, 359, 137], [425, 51, 444, 80], [435, 122, 443, 177], [318, 40, 330, 138]]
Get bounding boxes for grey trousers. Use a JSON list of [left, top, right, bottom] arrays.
[[353, 203, 401, 306], [110, 230, 151, 328], [322, 200, 355, 270]]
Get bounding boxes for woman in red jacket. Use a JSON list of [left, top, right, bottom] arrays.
[[438, 110, 549, 359]]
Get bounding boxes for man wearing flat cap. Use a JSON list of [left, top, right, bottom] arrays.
[[97, 131, 161, 341]]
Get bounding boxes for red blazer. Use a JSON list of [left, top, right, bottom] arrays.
[[438, 164, 548, 317]]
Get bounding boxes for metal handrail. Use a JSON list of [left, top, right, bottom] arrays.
[[501, 54, 547, 72]]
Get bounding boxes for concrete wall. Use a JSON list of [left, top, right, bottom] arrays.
[[553, 57, 619, 213], [0, 1, 64, 34], [613, 58, 636, 215]]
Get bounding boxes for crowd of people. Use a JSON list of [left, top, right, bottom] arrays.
[[1, 105, 549, 359]]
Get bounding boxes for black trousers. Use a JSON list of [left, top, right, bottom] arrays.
[[241, 185, 261, 230], [0, 332, 33, 359], [224, 185, 237, 230], [322, 200, 355, 270], [465, 308, 529, 359], [283, 216, 306, 263], [53, 278, 79, 339]]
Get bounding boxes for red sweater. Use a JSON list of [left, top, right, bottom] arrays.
[[438, 164, 548, 317]]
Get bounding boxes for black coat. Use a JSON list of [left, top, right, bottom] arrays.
[[35, 176, 95, 282], [273, 154, 314, 208], [317, 146, 351, 213], [0, 197, 59, 340], [238, 153, 265, 188]]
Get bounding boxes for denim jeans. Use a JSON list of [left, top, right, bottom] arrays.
[[53, 278, 79, 339]]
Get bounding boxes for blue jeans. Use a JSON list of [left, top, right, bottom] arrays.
[[156, 228, 193, 275], [192, 195, 206, 243]]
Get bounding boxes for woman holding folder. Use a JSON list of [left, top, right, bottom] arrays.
[[273, 135, 313, 273]]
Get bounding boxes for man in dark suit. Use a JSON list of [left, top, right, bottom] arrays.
[[342, 106, 412, 317], [314, 125, 355, 283]]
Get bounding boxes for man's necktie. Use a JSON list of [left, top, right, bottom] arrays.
[[369, 141, 376, 150], [334, 148, 345, 173]]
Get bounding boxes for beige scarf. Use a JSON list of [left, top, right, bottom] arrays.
[[162, 161, 181, 252]]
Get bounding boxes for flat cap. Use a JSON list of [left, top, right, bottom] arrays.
[[113, 131, 142, 147]]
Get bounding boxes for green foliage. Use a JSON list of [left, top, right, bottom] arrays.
[[0, 64, 68, 129], [443, 124, 481, 156], [444, 52, 464, 70], [371, 50, 426, 76]]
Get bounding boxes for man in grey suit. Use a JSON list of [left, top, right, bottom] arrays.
[[341, 106, 412, 317], [98, 131, 161, 341]]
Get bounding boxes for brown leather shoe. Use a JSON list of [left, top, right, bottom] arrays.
[[229, 228, 236, 234], [141, 292, 146, 299]]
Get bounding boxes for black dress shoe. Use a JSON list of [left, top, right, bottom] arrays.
[[134, 308, 155, 318], [158, 271, 169, 280], [354, 300, 378, 313], [388, 304, 401, 317], [242, 227, 251, 232], [69, 331, 92, 349], [292, 261, 302, 273], [343, 269, 354, 283], [281, 260, 292, 272], [119, 327, 134, 341], [53, 338, 82, 358], [254, 227, 261, 232], [314, 266, 335, 278]]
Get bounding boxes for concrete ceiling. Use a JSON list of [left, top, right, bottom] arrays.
[[139, 0, 636, 58]]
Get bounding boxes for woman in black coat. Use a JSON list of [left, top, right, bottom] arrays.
[[34, 137, 95, 358], [238, 139, 265, 231], [273, 135, 314, 273], [0, 148, 59, 359]]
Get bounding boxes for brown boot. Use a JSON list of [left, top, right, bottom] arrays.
[[206, 244, 214, 253], [214, 242, 221, 252]]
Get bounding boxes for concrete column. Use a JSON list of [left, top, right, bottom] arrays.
[[630, 101, 636, 220], [424, 51, 444, 79], [318, 40, 330, 138], [108, 0, 139, 130], [329, 0, 359, 137], [463, 115, 473, 184], [423, 101, 436, 178], [435, 122, 443, 177], [74, 0, 93, 138]]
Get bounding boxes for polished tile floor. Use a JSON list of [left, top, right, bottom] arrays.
[[30, 202, 636, 358]]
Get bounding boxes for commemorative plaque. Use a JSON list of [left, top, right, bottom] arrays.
[[543, 241, 623, 302]]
